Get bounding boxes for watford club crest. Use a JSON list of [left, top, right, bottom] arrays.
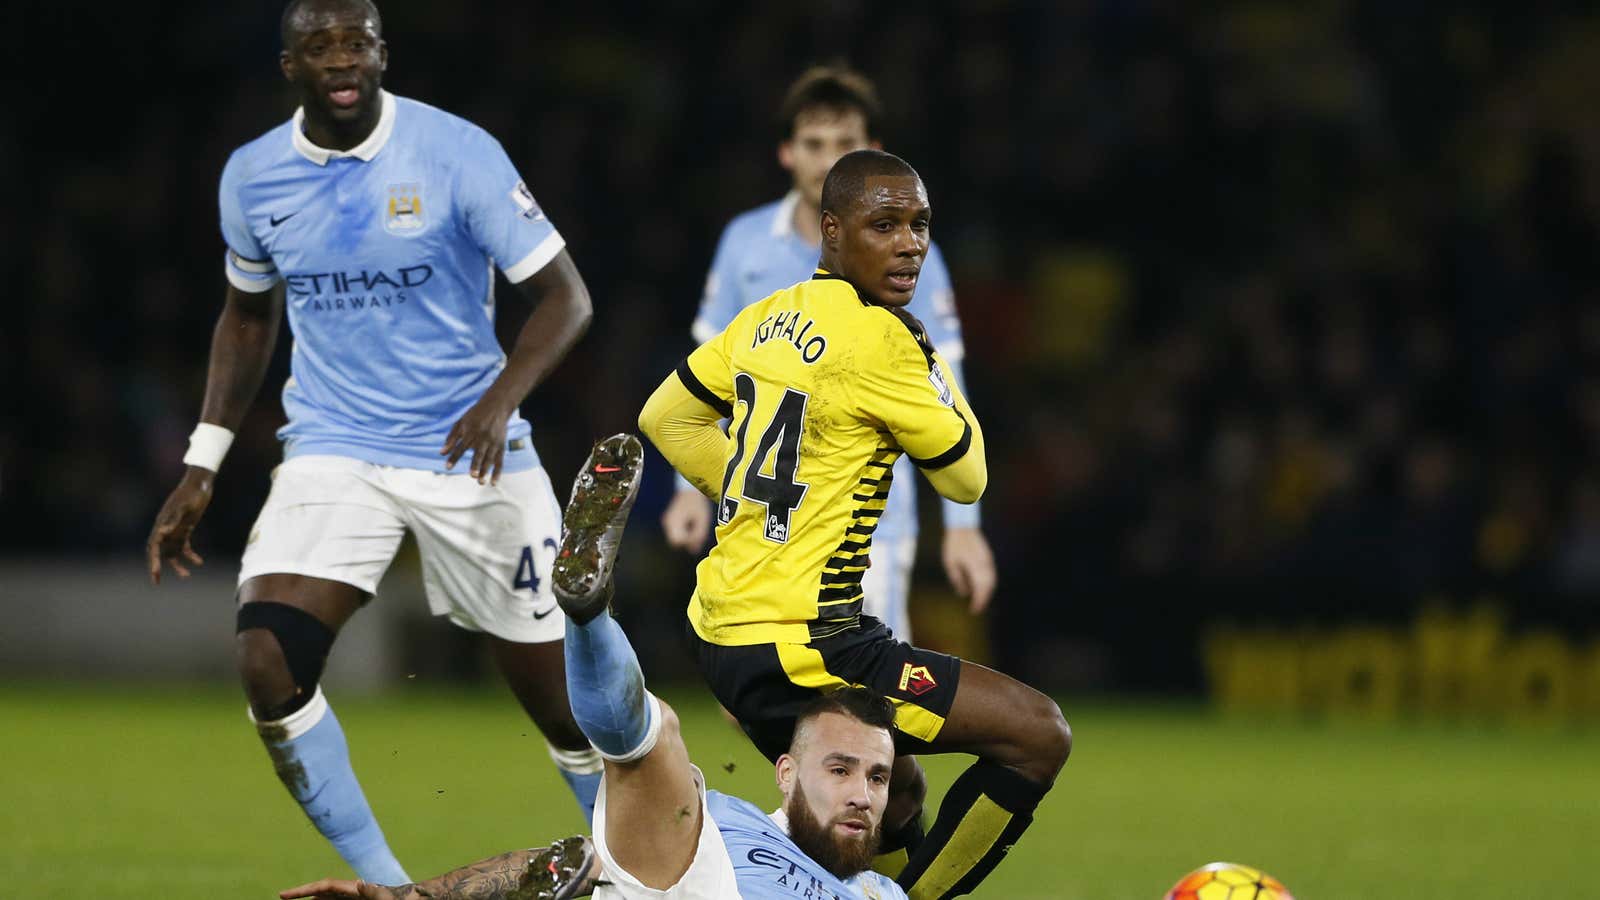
[[385, 183, 425, 234], [898, 662, 938, 697]]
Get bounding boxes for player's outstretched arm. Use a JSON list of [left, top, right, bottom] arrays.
[[278, 877, 398, 899], [279, 836, 598, 900], [440, 250, 593, 485], [146, 283, 283, 584]]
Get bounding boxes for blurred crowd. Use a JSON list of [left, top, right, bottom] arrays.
[[9, 2, 1600, 685]]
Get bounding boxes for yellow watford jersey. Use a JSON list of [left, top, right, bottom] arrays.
[[672, 271, 977, 646]]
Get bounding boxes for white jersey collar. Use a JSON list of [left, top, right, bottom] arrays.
[[769, 807, 791, 835], [292, 90, 396, 166], [770, 190, 801, 238]]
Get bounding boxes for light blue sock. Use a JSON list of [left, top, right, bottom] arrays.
[[255, 688, 410, 886], [547, 743, 603, 825], [564, 611, 657, 761]]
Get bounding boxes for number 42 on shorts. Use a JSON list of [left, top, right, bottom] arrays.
[[513, 537, 559, 591]]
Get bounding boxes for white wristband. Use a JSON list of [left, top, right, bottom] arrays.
[[182, 423, 235, 472]]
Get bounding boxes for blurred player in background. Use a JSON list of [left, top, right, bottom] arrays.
[[641, 150, 1070, 900], [660, 66, 996, 639], [280, 435, 911, 899], [144, 0, 602, 883]]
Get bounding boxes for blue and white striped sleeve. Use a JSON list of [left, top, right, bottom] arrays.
[[690, 221, 745, 343], [219, 153, 279, 293]]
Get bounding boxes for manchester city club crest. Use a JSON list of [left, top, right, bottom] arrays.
[[384, 182, 425, 235]]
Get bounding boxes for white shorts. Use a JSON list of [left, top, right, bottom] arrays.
[[860, 534, 917, 641], [239, 454, 566, 643], [592, 766, 739, 900]]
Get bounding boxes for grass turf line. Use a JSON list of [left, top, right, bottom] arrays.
[[1, 682, 1592, 898]]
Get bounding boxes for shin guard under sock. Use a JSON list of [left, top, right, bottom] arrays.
[[253, 688, 410, 885], [897, 760, 1046, 900]]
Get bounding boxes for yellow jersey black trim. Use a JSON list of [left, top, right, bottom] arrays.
[[679, 271, 974, 647], [811, 268, 873, 307], [908, 419, 973, 469], [884, 298, 939, 364], [813, 449, 893, 629], [676, 359, 733, 418], [807, 616, 862, 640]]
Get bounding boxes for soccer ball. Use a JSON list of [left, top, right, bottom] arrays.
[[1163, 862, 1294, 900]]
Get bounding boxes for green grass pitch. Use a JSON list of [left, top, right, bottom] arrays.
[[1, 681, 1592, 898]]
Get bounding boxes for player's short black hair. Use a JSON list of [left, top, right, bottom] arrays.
[[792, 686, 897, 750], [820, 149, 921, 218], [281, 0, 382, 50], [778, 65, 882, 140]]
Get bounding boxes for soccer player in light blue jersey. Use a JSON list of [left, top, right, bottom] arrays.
[[145, 0, 603, 884], [660, 66, 996, 641], [280, 436, 909, 900]]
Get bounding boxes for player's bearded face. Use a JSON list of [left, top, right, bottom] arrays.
[[783, 777, 883, 880]]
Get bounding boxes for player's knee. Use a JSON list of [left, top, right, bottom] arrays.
[[236, 601, 336, 721], [1032, 699, 1072, 777], [235, 628, 293, 710], [1004, 693, 1070, 786]]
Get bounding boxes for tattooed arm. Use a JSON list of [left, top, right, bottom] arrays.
[[279, 836, 597, 900], [405, 848, 556, 899]]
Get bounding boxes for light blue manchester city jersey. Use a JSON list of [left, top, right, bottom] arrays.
[[707, 790, 907, 900], [219, 91, 563, 473], [690, 192, 977, 541]]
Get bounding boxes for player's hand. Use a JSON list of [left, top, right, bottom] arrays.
[[279, 878, 401, 899], [661, 487, 713, 552], [942, 527, 996, 614], [441, 392, 513, 485], [145, 467, 214, 585]]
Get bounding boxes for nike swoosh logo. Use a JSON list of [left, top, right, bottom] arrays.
[[594, 465, 621, 473], [532, 605, 558, 620], [269, 212, 298, 227]]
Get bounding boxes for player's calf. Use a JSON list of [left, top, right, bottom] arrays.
[[897, 669, 1071, 899], [552, 433, 660, 762], [237, 598, 409, 885]]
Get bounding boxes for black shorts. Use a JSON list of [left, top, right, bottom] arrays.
[[687, 615, 962, 761]]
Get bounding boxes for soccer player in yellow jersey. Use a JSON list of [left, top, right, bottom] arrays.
[[640, 150, 1071, 900]]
